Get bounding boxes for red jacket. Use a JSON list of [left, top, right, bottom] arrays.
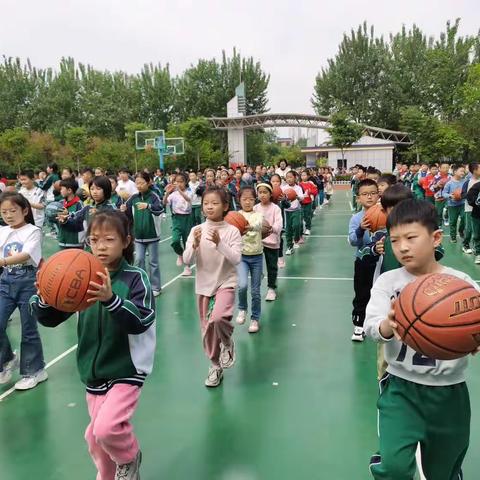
[[420, 175, 435, 197], [299, 181, 318, 205]]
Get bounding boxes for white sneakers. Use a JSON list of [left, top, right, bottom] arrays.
[[248, 320, 260, 334], [205, 365, 223, 387], [181, 266, 192, 276], [236, 310, 247, 325], [351, 326, 365, 342], [265, 288, 277, 302], [115, 450, 142, 480], [304, 229, 311, 236], [285, 248, 293, 255], [462, 247, 473, 254], [219, 339, 236, 369], [176, 256, 183, 267], [475, 256, 480, 265], [14, 369, 48, 391], [0, 353, 19, 385], [293, 243, 300, 249], [153, 290, 162, 297]]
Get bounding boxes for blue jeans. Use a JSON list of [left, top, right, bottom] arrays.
[[135, 241, 161, 291], [237, 254, 263, 321], [0, 268, 45, 375]]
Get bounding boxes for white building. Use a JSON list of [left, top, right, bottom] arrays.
[[302, 136, 395, 172]]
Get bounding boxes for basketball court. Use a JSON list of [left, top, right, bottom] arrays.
[[1, 190, 480, 479]]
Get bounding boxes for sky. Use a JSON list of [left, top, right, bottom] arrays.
[[1, 0, 479, 116]]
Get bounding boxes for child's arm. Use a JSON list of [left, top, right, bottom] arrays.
[[183, 227, 200, 265], [358, 231, 386, 261], [61, 205, 88, 232], [348, 214, 365, 247], [29, 295, 73, 327], [296, 186, 305, 202], [178, 189, 192, 203], [1, 228, 42, 267], [271, 207, 283, 235], [100, 271, 155, 334], [149, 192, 164, 216], [442, 181, 452, 199], [364, 275, 396, 343]]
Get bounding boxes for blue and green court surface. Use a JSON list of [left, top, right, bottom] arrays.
[[1, 191, 480, 479]]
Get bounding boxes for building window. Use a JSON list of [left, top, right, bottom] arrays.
[[337, 159, 347, 169]]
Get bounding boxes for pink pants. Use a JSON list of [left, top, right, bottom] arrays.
[[197, 288, 235, 365], [85, 383, 141, 480]]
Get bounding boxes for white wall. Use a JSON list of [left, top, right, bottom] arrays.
[[328, 148, 393, 172]]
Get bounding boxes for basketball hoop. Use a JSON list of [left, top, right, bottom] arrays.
[[145, 144, 154, 153]]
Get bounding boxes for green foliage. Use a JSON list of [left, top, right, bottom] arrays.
[[327, 111, 363, 159]]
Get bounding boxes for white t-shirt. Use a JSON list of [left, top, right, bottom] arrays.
[[19, 186, 46, 227], [0, 223, 42, 271], [464, 178, 480, 213], [116, 179, 138, 199]]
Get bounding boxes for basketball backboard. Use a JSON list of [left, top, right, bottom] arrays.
[[135, 130, 165, 150]]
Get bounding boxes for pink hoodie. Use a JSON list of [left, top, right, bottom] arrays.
[[254, 202, 283, 249], [183, 219, 242, 297]]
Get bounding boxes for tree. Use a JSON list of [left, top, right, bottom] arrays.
[[0, 127, 29, 172], [65, 126, 89, 172], [326, 112, 363, 161]]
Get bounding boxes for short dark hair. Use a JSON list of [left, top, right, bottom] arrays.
[[380, 183, 414, 210], [387, 199, 438, 233], [469, 163, 479, 174], [452, 164, 464, 172], [357, 178, 378, 192], [89, 175, 112, 200], [82, 167, 94, 175], [59, 178, 78, 192], [19, 170, 35, 180], [378, 174, 397, 186]]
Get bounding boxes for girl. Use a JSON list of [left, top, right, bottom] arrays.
[[122, 172, 164, 297], [0, 192, 46, 390], [59, 175, 115, 235], [299, 169, 318, 236], [254, 182, 282, 301], [236, 186, 264, 333], [188, 171, 202, 226], [275, 159, 291, 181], [324, 170, 334, 204], [270, 174, 290, 268], [163, 173, 193, 276], [31, 210, 155, 480], [109, 176, 123, 209], [183, 186, 242, 387], [282, 171, 305, 255]]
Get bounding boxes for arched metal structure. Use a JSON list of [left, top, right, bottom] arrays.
[[209, 113, 411, 145]]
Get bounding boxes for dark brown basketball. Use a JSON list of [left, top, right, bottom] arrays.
[[38, 249, 105, 313], [272, 186, 283, 202], [225, 211, 249, 235], [394, 273, 480, 360], [284, 188, 297, 201], [364, 204, 387, 233]]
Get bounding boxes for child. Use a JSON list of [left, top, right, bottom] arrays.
[[183, 186, 242, 387], [282, 171, 305, 255], [376, 174, 397, 197], [324, 170, 334, 205], [123, 172, 164, 297], [419, 164, 438, 206], [365, 199, 477, 479], [299, 169, 318, 236], [59, 176, 115, 236], [348, 179, 379, 342], [228, 168, 248, 211], [443, 164, 466, 243], [31, 210, 155, 480], [0, 192, 46, 390], [270, 174, 290, 268], [116, 167, 138, 202], [163, 173, 193, 276], [463, 163, 480, 256], [109, 176, 123, 209], [236, 186, 264, 333], [254, 182, 282, 301], [57, 178, 84, 249], [189, 171, 202, 226], [432, 162, 451, 227], [18, 170, 46, 228], [466, 177, 480, 264]]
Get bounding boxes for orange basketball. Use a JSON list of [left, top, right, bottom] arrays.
[[364, 204, 387, 233], [261, 219, 272, 239], [38, 249, 105, 313], [284, 188, 297, 201], [394, 273, 480, 360], [225, 211, 249, 235], [452, 188, 462, 201], [272, 186, 283, 202]]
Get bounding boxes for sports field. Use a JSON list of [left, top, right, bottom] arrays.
[[1, 189, 480, 480]]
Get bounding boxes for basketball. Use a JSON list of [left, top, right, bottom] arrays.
[[53, 180, 61, 191], [38, 249, 105, 313], [225, 211, 249, 235], [261, 219, 272, 239], [272, 185, 283, 202], [45, 201, 64, 223], [394, 273, 480, 360], [364, 204, 387, 232], [452, 188, 462, 201], [284, 188, 297, 201]]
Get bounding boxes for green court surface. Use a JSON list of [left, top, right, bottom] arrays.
[[1, 192, 480, 480]]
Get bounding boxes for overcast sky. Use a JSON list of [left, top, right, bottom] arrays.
[[1, 0, 479, 115]]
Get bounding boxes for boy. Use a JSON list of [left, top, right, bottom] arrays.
[[432, 162, 451, 227], [18, 170, 46, 228], [351, 165, 365, 212], [442, 164, 466, 243], [462, 163, 480, 255], [116, 167, 138, 201], [377, 174, 397, 198], [365, 199, 478, 479], [412, 163, 429, 199], [466, 176, 480, 264], [348, 178, 379, 341], [57, 178, 84, 249], [419, 164, 438, 205]]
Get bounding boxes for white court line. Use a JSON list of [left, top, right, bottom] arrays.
[[0, 264, 196, 403], [160, 235, 172, 243], [308, 235, 347, 238], [278, 276, 353, 281]]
